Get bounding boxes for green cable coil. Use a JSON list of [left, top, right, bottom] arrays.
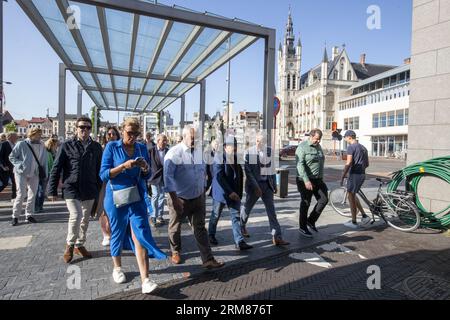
[[387, 156, 450, 229]]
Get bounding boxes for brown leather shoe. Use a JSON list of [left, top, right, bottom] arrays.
[[273, 238, 290, 246], [202, 258, 225, 269], [63, 245, 74, 263], [74, 246, 93, 259], [171, 252, 182, 265]]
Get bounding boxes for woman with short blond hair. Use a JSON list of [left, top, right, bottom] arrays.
[[100, 117, 166, 294], [9, 128, 48, 226]]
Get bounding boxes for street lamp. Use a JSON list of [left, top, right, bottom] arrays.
[[0, 0, 9, 133]]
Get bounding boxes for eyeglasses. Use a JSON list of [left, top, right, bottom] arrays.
[[125, 131, 140, 137], [107, 132, 117, 136], [78, 125, 92, 130]]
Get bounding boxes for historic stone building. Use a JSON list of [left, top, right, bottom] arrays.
[[276, 10, 397, 149]]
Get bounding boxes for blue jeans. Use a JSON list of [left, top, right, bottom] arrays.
[[208, 200, 244, 245], [241, 181, 282, 240], [150, 183, 165, 219]]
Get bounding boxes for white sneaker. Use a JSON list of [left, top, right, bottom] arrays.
[[112, 267, 126, 284], [344, 220, 359, 229], [142, 278, 158, 294], [361, 216, 372, 225], [102, 237, 110, 246]]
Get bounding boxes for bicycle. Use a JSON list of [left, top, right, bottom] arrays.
[[329, 178, 421, 232]]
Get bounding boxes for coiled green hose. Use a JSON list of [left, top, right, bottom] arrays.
[[387, 156, 450, 229]]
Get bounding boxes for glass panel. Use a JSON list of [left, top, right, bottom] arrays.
[[130, 77, 145, 91], [103, 92, 115, 107], [127, 94, 140, 109], [88, 91, 104, 106], [116, 93, 127, 108], [113, 75, 129, 90], [145, 80, 162, 93], [106, 9, 133, 71], [133, 16, 165, 73], [158, 81, 178, 94], [68, 1, 107, 68], [135, 95, 151, 111], [404, 109, 409, 125], [171, 28, 222, 77], [380, 112, 387, 127], [33, 0, 85, 65], [172, 82, 191, 95], [388, 111, 395, 127], [372, 114, 379, 128], [78, 72, 97, 87], [153, 22, 195, 75], [189, 34, 253, 78], [158, 97, 177, 111], [396, 109, 404, 126], [96, 73, 112, 89], [146, 96, 164, 111]]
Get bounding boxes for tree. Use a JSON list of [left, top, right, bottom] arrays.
[[4, 122, 17, 133], [90, 106, 102, 133]]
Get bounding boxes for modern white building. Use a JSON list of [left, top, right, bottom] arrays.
[[338, 64, 410, 157]]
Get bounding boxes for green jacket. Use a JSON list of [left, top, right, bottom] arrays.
[[295, 140, 325, 183]]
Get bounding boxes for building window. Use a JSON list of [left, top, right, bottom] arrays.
[[326, 115, 333, 130], [334, 70, 338, 80], [373, 114, 379, 128], [292, 75, 296, 90], [380, 112, 387, 127], [288, 102, 293, 117], [405, 109, 409, 125], [388, 111, 395, 127], [347, 71, 352, 81], [287, 75, 291, 90], [354, 117, 360, 130], [396, 109, 404, 126]]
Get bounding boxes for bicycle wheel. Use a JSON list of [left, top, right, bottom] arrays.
[[380, 195, 421, 232], [329, 187, 352, 217]]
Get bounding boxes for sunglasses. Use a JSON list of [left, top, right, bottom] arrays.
[[78, 125, 92, 130], [125, 131, 140, 137]]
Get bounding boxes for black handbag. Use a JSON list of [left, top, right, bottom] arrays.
[[26, 142, 46, 181]]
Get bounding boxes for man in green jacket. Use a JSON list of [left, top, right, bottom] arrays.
[[295, 129, 328, 238]]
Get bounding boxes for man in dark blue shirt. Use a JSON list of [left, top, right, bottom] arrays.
[[340, 131, 371, 229]]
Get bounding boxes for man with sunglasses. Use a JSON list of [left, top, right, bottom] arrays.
[[48, 117, 103, 263]]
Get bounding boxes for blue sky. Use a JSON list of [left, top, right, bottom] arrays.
[[3, 0, 412, 124]]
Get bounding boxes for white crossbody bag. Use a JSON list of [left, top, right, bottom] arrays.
[[110, 147, 143, 208]]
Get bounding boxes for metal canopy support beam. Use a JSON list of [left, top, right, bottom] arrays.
[[57, 0, 109, 108], [180, 94, 185, 134], [146, 25, 204, 112], [83, 86, 178, 98], [69, 65, 198, 83], [263, 30, 276, 147], [151, 31, 231, 112], [199, 79, 206, 143], [77, 85, 83, 118], [58, 63, 66, 140], [94, 105, 98, 139], [136, 20, 173, 112], [125, 14, 140, 110], [97, 6, 119, 110], [74, 0, 274, 38], [15, 0, 99, 108]]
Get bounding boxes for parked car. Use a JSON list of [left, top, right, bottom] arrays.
[[279, 145, 297, 159]]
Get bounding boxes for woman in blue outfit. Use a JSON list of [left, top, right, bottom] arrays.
[[100, 118, 167, 294]]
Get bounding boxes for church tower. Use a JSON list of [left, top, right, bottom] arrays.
[[277, 8, 301, 141]]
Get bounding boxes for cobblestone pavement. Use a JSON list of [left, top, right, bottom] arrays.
[[1, 158, 443, 300], [103, 227, 450, 300]]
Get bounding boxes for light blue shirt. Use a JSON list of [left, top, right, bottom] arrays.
[[164, 143, 206, 200]]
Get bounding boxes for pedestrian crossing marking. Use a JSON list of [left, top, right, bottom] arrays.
[[289, 252, 332, 269]]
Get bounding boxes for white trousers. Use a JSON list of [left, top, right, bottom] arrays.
[[12, 174, 39, 219], [65, 199, 95, 247]]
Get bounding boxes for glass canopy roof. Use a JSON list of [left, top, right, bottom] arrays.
[[17, 0, 260, 113]]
